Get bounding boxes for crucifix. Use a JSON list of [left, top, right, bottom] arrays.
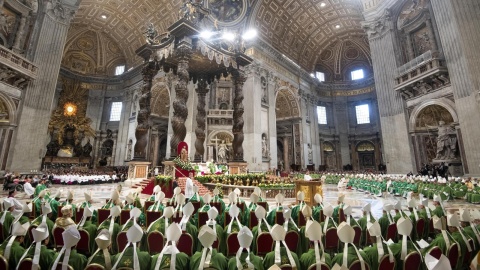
[[211, 136, 221, 162]]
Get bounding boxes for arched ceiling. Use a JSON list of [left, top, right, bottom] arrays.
[[70, 0, 369, 73]]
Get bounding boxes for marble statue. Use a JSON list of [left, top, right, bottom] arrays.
[[180, 146, 188, 162], [57, 146, 73, 157], [262, 135, 269, 158], [82, 139, 93, 157], [428, 121, 457, 160], [217, 140, 228, 164]]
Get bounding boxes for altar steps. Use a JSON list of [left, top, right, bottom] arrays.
[[177, 177, 211, 196], [132, 179, 152, 193]]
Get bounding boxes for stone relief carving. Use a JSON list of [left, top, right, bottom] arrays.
[[261, 76, 268, 104], [426, 121, 458, 160], [362, 9, 392, 40], [261, 133, 270, 159]]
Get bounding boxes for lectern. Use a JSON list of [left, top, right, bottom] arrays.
[[295, 180, 323, 206]]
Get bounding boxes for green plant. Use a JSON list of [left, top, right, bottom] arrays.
[[173, 156, 193, 171], [155, 175, 173, 185]]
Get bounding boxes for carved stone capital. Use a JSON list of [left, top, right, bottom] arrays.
[[46, 0, 76, 23], [362, 9, 393, 40]]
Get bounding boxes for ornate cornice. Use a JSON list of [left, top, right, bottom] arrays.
[[361, 9, 393, 40], [45, 0, 77, 24]]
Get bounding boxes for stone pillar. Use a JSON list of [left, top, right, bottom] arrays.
[[169, 46, 191, 157], [9, 0, 78, 171], [231, 69, 247, 162], [405, 32, 415, 60], [12, 15, 27, 53], [283, 136, 289, 172], [133, 61, 156, 160], [363, 12, 414, 173], [151, 128, 160, 167], [430, 0, 480, 175], [194, 79, 208, 162], [110, 131, 117, 165]]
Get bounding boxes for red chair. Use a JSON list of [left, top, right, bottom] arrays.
[[338, 208, 346, 224], [298, 212, 307, 227], [57, 205, 63, 219], [117, 231, 128, 252], [77, 229, 91, 255], [315, 209, 325, 223], [249, 211, 258, 229], [463, 238, 475, 268], [352, 226, 362, 246], [365, 230, 374, 246], [120, 210, 131, 225], [171, 211, 183, 224], [0, 255, 8, 270], [53, 226, 65, 249], [447, 243, 460, 269], [147, 231, 165, 255], [191, 201, 201, 214], [198, 211, 209, 228], [18, 258, 34, 270], [97, 209, 110, 226], [146, 211, 162, 228], [75, 207, 84, 223], [144, 200, 155, 212], [285, 230, 299, 251], [85, 263, 106, 270], [385, 223, 397, 241], [349, 260, 370, 270], [415, 219, 425, 240], [428, 218, 435, 238], [324, 227, 339, 253], [236, 203, 245, 213], [226, 232, 240, 257], [403, 251, 421, 270], [279, 266, 293, 270], [258, 201, 268, 211], [378, 254, 395, 270], [428, 246, 443, 259], [307, 263, 330, 270], [256, 232, 274, 257], [178, 233, 194, 256], [210, 203, 223, 215], [275, 211, 285, 225]]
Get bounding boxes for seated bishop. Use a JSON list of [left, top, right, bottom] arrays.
[[242, 192, 260, 227], [97, 205, 121, 253], [363, 221, 400, 270], [124, 194, 146, 226], [147, 185, 161, 202], [193, 193, 213, 228], [291, 191, 306, 222], [102, 189, 121, 210], [54, 204, 76, 229], [263, 224, 301, 269], [27, 201, 54, 246], [150, 223, 190, 270], [51, 226, 88, 270], [86, 229, 113, 269], [0, 221, 29, 268], [17, 223, 56, 270], [148, 191, 166, 212], [190, 225, 228, 270], [198, 207, 225, 253], [78, 205, 98, 252], [266, 193, 286, 225], [300, 220, 332, 269], [112, 222, 151, 270], [331, 222, 369, 269], [227, 226, 264, 270], [79, 191, 98, 223], [251, 205, 272, 254]]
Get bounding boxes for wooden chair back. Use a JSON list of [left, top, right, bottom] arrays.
[[147, 231, 165, 255]]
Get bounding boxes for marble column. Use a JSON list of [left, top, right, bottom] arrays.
[[9, 0, 78, 171], [363, 12, 414, 173], [133, 61, 156, 160], [151, 128, 160, 167], [231, 69, 247, 162], [194, 79, 208, 162], [431, 0, 480, 175], [283, 136, 289, 172], [169, 46, 191, 157]]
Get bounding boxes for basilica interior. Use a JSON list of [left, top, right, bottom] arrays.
[[0, 0, 480, 175]]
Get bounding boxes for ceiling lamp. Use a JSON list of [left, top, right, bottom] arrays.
[[320, 2, 326, 7], [101, 14, 107, 19], [335, 24, 341, 29], [242, 29, 257, 40]]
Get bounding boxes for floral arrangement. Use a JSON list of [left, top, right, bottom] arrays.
[[173, 156, 194, 171], [155, 175, 173, 185], [258, 183, 295, 189], [194, 173, 266, 184]]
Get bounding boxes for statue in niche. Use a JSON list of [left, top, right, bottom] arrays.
[[262, 134, 270, 158], [427, 121, 458, 160], [73, 141, 83, 157], [82, 139, 93, 157], [144, 23, 159, 45], [261, 77, 268, 103], [126, 140, 132, 160], [217, 140, 229, 164], [46, 138, 60, 156], [307, 143, 313, 164], [106, 129, 113, 139]]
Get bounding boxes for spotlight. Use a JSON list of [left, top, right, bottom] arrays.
[[335, 24, 341, 29], [200, 30, 214, 40], [320, 2, 326, 7], [101, 15, 107, 19], [242, 29, 257, 40], [222, 32, 235, 41]]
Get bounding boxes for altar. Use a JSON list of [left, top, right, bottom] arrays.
[[295, 180, 323, 206]]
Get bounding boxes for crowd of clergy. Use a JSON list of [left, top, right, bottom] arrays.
[[0, 176, 479, 270]]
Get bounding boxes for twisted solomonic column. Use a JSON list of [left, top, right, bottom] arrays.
[[232, 70, 247, 162], [133, 61, 156, 160], [170, 46, 191, 156], [194, 79, 209, 162]]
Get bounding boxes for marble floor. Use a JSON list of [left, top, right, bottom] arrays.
[[2, 182, 478, 220]]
